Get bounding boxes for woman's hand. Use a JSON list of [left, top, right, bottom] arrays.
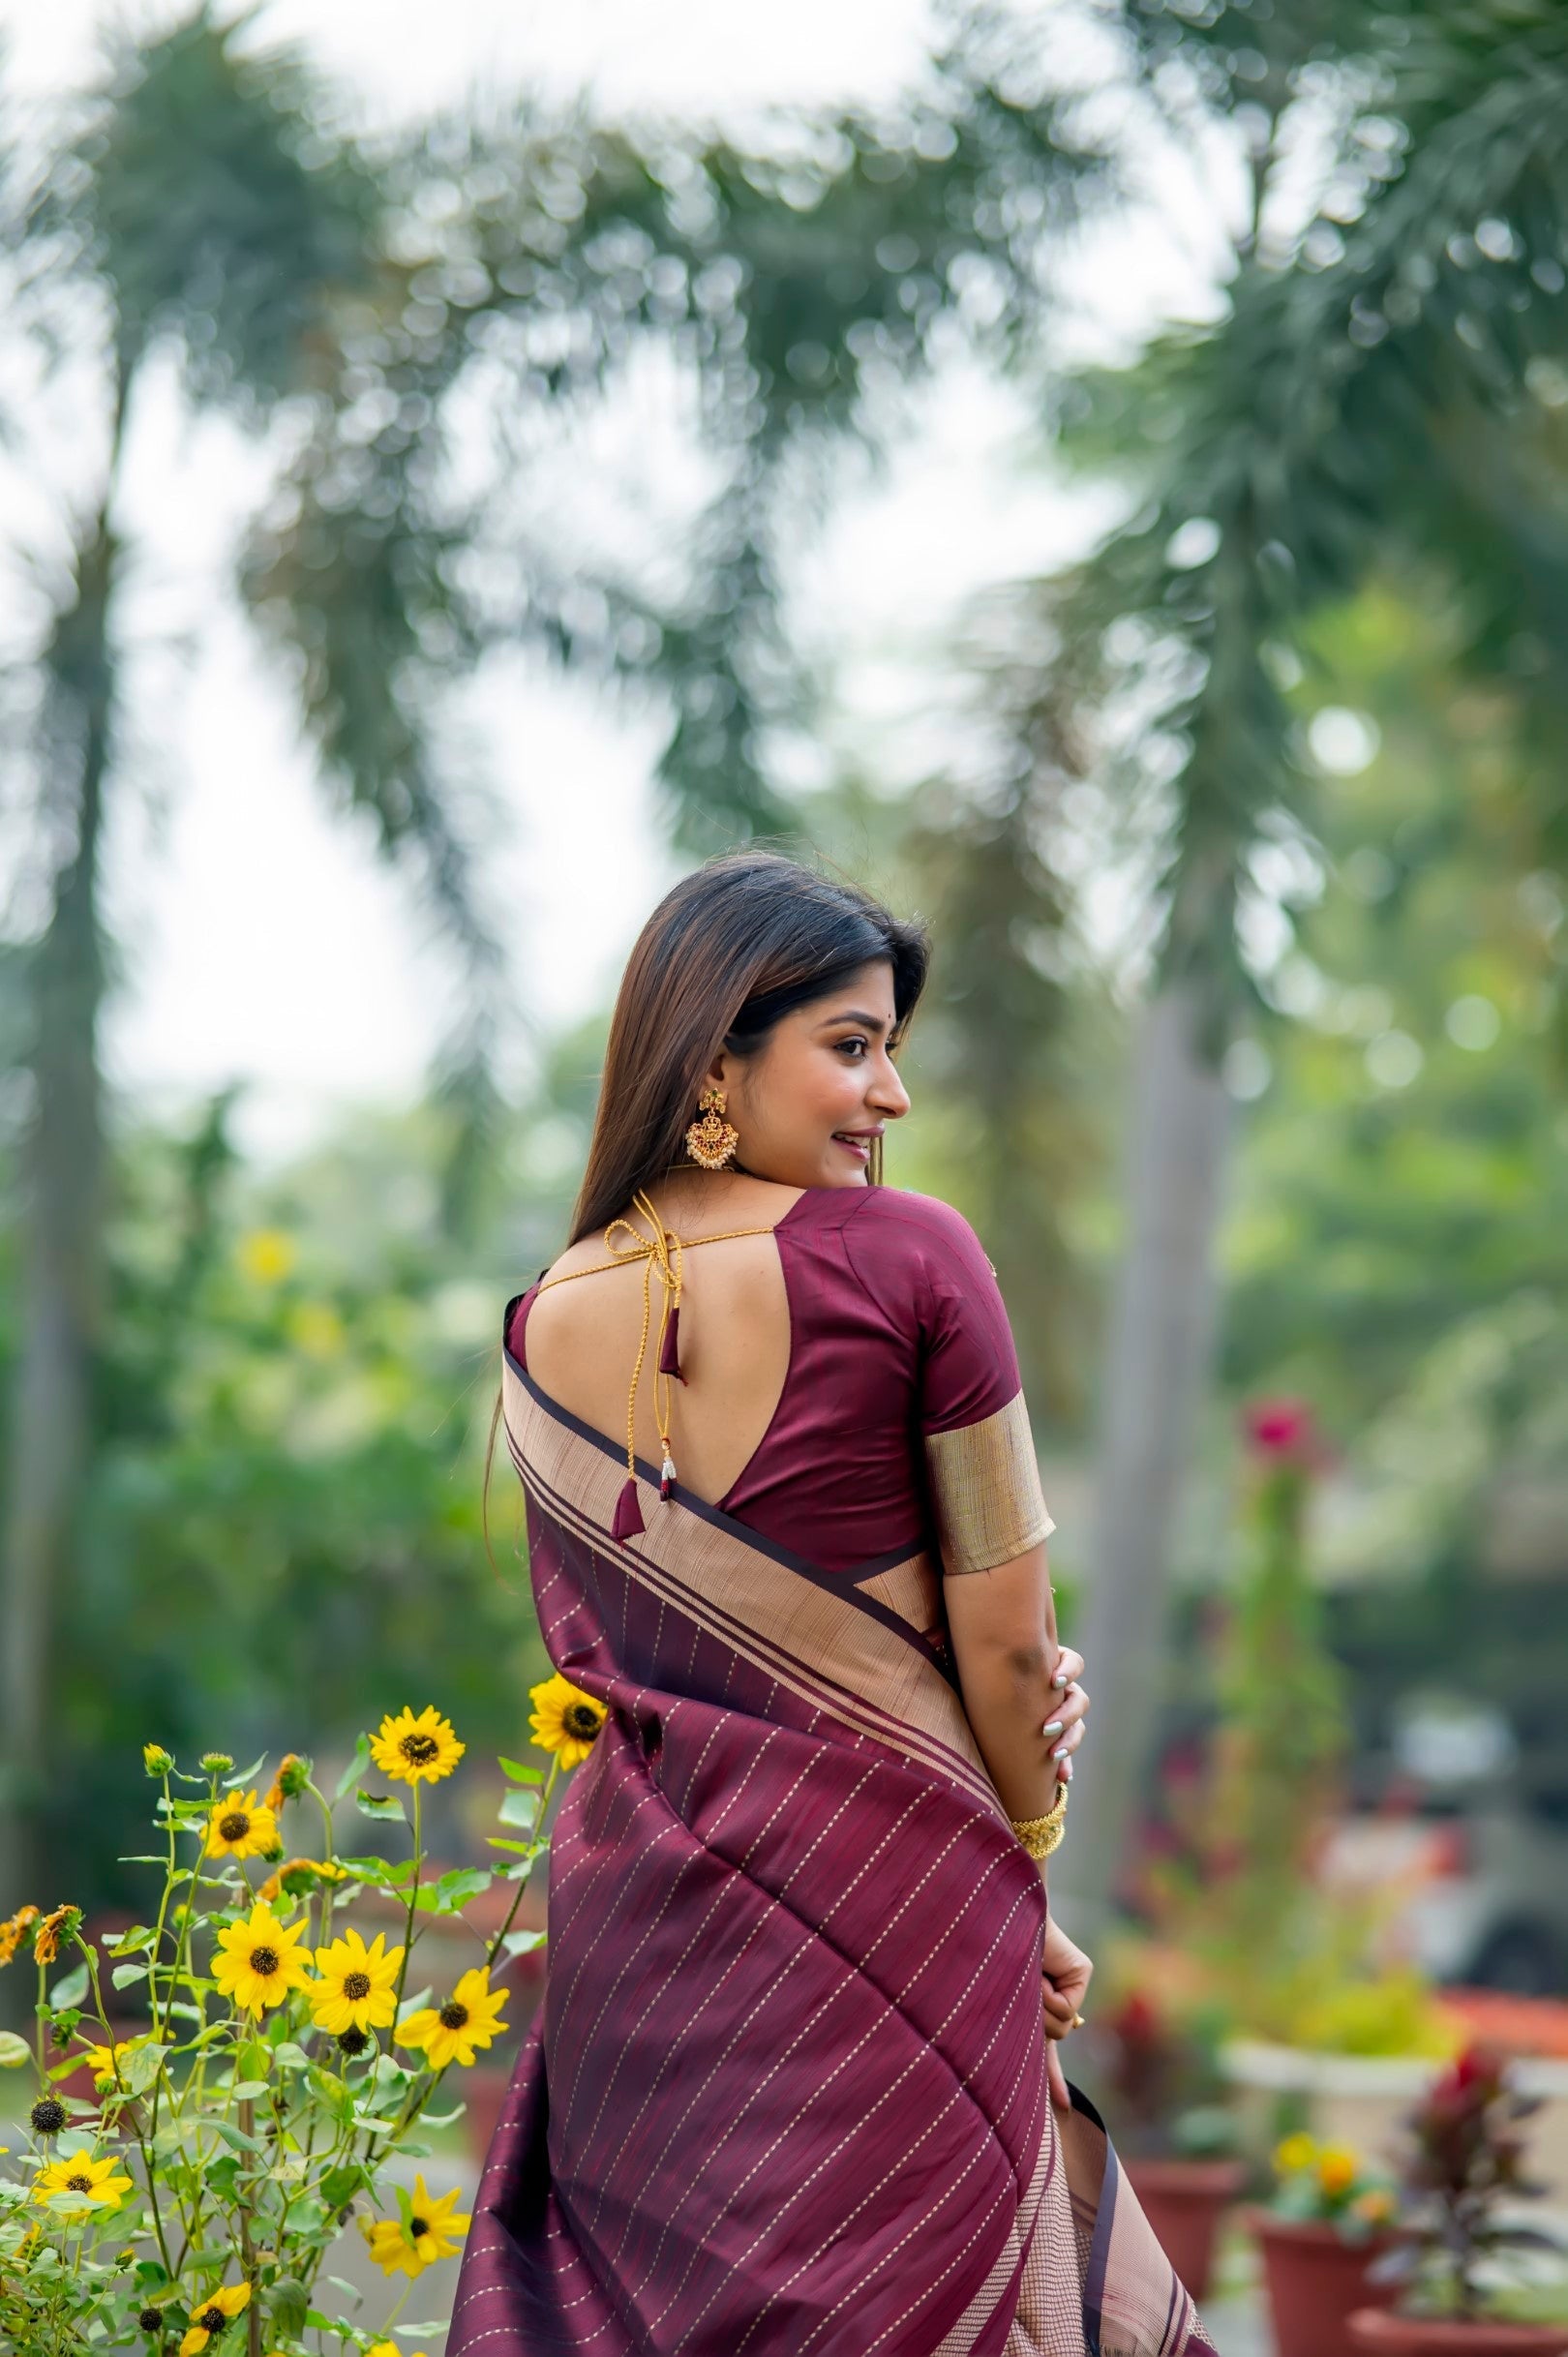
[[1044, 1644, 1088, 1783], [1040, 1916, 1093, 2111]]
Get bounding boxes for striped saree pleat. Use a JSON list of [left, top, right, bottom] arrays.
[[450, 1345, 1219, 2357]]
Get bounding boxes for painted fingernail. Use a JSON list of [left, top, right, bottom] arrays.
[[1042, 1720, 1065, 1738], [1062, 1756, 1073, 1781], [1051, 1741, 1070, 1759]]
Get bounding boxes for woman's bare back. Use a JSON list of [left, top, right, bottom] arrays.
[[520, 1173, 806, 1508]]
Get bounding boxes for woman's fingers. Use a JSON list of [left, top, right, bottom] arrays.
[[1044, 1676, 1089, 1780], [1051, 1646, 1084, 1690], [1040, 1978, 1075, 2027], [1045, 2038, 1072, 2111]]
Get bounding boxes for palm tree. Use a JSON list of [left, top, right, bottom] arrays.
[[0, 4, 1123, 1915], [1017, 0, 1568, 1926], [0, 10, 543, 1913]]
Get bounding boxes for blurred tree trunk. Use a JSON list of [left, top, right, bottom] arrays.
[[1055, 980, 1232, 1938], [0, 476, 118, 1918]]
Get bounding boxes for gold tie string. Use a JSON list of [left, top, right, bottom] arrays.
[[533, 1191, 781, 1495]]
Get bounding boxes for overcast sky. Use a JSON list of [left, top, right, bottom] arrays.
[[0, 0, 1232, 1163]]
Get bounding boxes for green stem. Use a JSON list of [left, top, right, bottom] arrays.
[[304, 1780, 339, 1944], [78, 1933, 177, 2284], [34, 1954, 46, 2090], [486, 1757, 559, 1973], [148, 1771, 177, 2042], [391, 1784, 423, 2024]]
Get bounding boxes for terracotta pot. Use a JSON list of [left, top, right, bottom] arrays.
[[1251, 2208, 1401, 2357], [1348, 2309, 1568, 2356], [1122, 2157, 1245, 2302]]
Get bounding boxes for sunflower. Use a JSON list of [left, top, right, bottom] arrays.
[[397, 1967, 509, 2070], [32, 1906, 80, 1967], [33, 2152, 136, 2212], [256, 1856, 342, 1904], [370, 1705, 465, 1787], [528, 1673, 606, 1768], [308, 1926, 404, 2037], [1316, 2144, 1359, 2197], [0, 1905, 40, 1967], [211, 1902, 313, 2014], [204, 1789, 280, 1862], [177, 2281, 251, 2354], [358, 2175, 470, 2277]]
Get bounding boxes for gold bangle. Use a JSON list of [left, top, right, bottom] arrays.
[[1010, 1782, 1069, 1859]]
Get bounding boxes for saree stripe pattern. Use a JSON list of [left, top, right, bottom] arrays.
[[451, 1339, 1218, 2357]]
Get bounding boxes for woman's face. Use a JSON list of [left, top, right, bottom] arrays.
[[713, 958, 912, 1190]]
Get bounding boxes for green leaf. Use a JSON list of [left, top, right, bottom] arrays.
[[48, 1965, 89, 2009], [318, 2162, 365, 2212], [0, 2031, 30, 2068], [268, 2276, 310, 2338], [111, 1962, 150, 1989], [272, 2041, 313, 2070], [500, 1929, 547, 1960], [498, 1757, 543, 1784], [353, 1787, 407, 1825], [229, 2079, 270, 2100], [333, 1734, 373, 1801], [486, 1836, 539, 1856], [409, 1866, 491, 1914], [238, 2040, 271, 2078], [498, 1785, 541, 1828], [228, 1751, 269, 1789], [106, 1926, 158, 1957], [208, 2119, 262, 2153]]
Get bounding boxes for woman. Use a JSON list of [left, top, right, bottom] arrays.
[[453, 853, 1217, 2356]]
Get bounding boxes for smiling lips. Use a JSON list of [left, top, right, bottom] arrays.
[[832, 1130, 881, 1159]]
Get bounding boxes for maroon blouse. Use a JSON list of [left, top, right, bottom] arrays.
[[506, 1183, 1052, 1578]]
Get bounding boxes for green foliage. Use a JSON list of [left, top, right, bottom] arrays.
[[0, 1724, 569, 2355]]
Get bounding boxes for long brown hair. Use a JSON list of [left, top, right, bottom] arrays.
[[481, 851, 928, 1570], [568, 849, 929, 1238]]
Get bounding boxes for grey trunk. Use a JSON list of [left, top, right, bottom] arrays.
[[1051, 980, 1232, 1940], [0, 519, 116, 1926]]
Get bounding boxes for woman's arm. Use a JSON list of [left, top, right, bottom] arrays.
[[945, 1539, 1094, 2109]]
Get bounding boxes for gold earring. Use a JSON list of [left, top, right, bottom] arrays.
[[685, 1083, 739, 1171]]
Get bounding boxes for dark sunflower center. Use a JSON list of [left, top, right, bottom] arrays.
[[249, 1944, 279, 1976], [563, 1704, 600, 1738], [337, 2027, 370, 2055], [438, 1999, 469, 2030], [196, 2306, 226, 2332], [30, 2098, 66, 2133], [400, 1733, 439, 1764], [409, 2216, 430, 2238], [342, 1970, 372, 2001], [66, 2172, 92, 2192], [218, 1811, 250, 1841], [137, 2308, 165, 2331]]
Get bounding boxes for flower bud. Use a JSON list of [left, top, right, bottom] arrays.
[[199, 1751, 234, 1776], [142, 1743, 173, 1778]]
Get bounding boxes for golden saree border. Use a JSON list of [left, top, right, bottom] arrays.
[[924, 1390, 1056, 1576], [503, 1357, 1008, 1826]]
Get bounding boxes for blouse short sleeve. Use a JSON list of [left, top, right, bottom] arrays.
[[900, 1194, 1056, 1577]]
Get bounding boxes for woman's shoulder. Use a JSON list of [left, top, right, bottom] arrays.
[[821, 1184, 997, 1296]]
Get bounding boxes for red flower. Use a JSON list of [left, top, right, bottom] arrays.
[[1243, 1398, 1315, 1458]]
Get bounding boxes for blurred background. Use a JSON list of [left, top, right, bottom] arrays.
[[3, 0, 1567, 2342]]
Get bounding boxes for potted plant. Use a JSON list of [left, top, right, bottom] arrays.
[[1250, 2130, 1402, 2357], [1347, 2042, 1568, 2355], [1099, 1985, 1244, 2301]]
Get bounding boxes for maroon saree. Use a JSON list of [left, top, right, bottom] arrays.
[[452, 1188, 1218, 2356]]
